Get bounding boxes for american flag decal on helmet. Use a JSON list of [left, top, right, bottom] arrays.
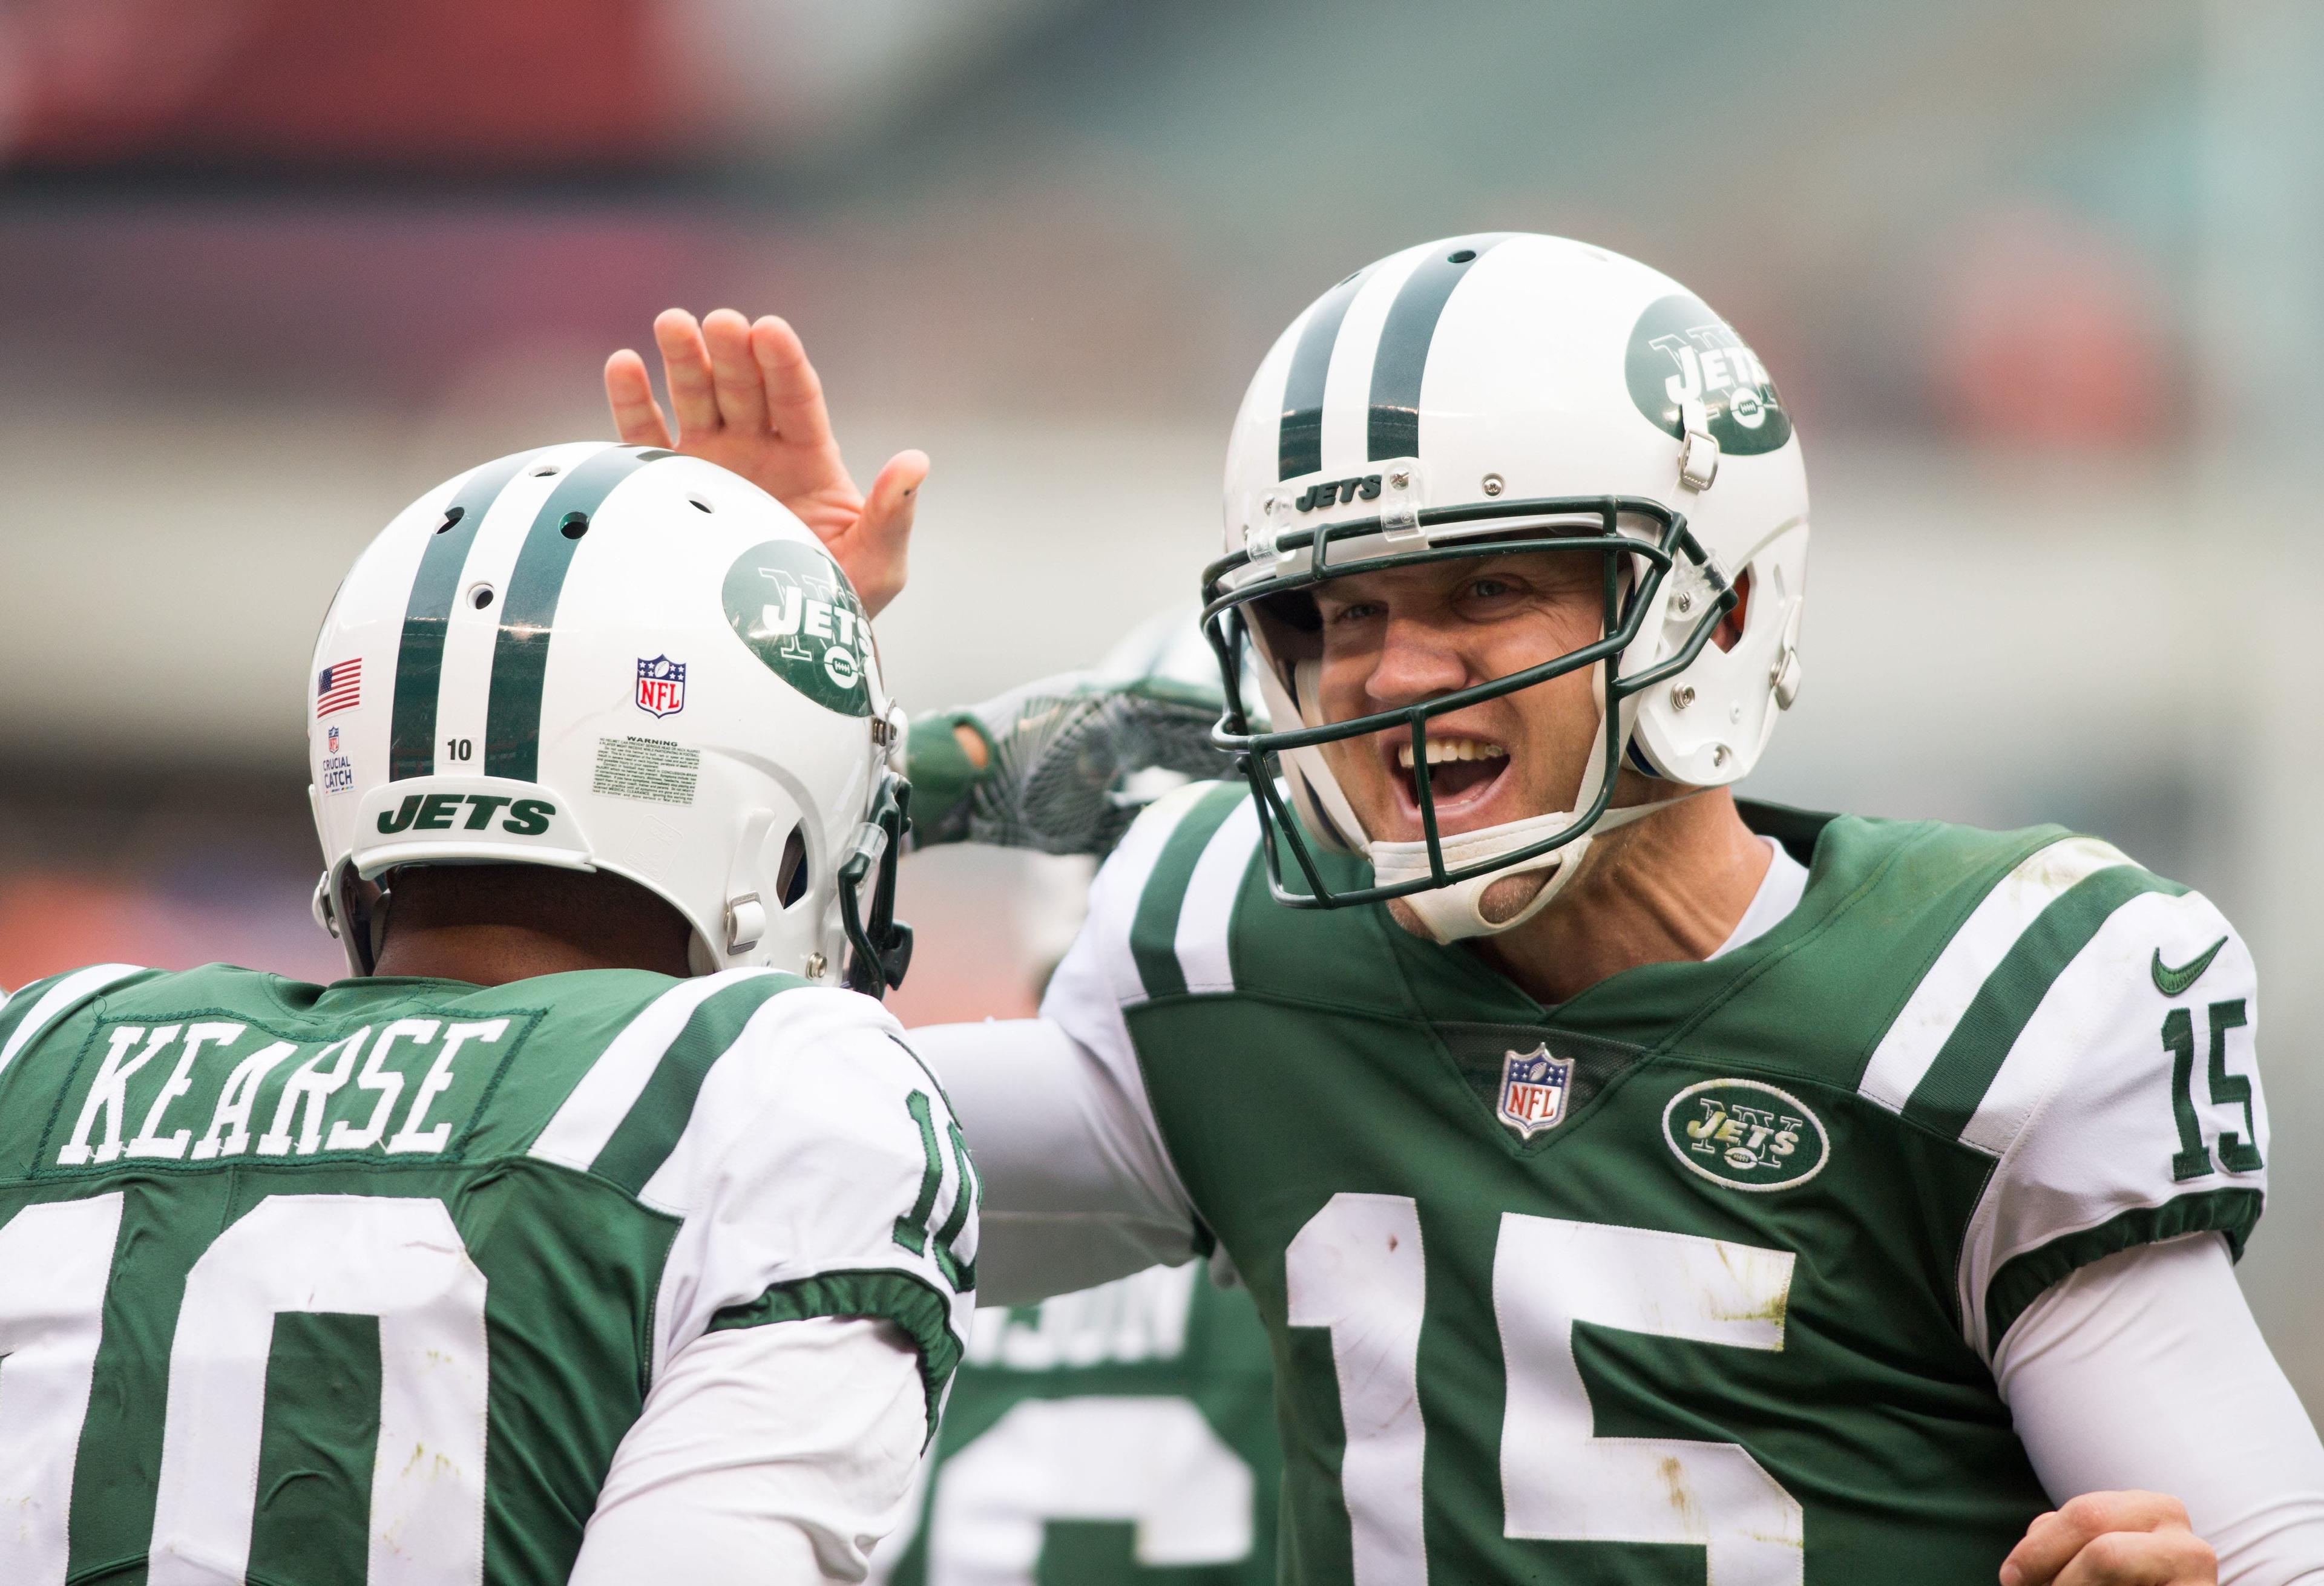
[[315, 658, 363, 717]]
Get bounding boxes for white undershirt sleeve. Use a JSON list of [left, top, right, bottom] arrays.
[[569, 1316, 930, 1585], [1997, 1233, 2324, 1584], [910, 1015, 1203, 1305]]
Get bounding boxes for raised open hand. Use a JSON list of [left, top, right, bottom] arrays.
[[605, 307, 926, 615]]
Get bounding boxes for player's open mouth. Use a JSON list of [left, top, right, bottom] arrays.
[[1389, 735, 1509, 819]]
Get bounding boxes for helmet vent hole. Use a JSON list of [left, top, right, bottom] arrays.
[[468, 583, 496, 611], [436, 506, 464, 535], [559, 511, 589, 540], [689, 497, 714, 514], [530, 464, 561, 478], [1448, 248, 1476, 264], [776, 825, 810, 909]]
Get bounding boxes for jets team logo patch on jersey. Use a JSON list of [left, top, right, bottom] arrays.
[[635, 655, 686, 718], [1662, 1078, 1829, 1192], [1497, 1044, 1575, 1139]]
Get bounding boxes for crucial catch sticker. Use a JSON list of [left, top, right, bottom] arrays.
[[1661, 1077, 1828, 1192], [319, 723, 355, 796]]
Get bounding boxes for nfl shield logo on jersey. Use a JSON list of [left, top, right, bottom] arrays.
[[635, 655, 686, 718], [1497, 1044, 1574, 1139]]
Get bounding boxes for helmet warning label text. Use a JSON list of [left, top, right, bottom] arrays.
[[592, 735, 701, 807]]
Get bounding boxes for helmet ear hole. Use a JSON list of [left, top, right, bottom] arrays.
[[775, 824, 810, 909]]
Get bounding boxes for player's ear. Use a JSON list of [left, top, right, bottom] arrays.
[[1713, 569, 1753, 652]]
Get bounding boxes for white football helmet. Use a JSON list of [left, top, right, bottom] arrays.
[[309, 441, 914, 994], [1204, 233, 1810, 940]]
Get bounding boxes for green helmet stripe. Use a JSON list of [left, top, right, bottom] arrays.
[[1366, 232, 1511, 462], [1129, 782, 1247, 1001], [1900, 863, 2188, 1141], [482, 447, 673, 782], [387, 450, 538, 782], [1276, 267, 1368, 482]]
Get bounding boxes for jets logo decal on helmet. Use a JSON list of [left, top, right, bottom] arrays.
[[1625, 293, 1793, 456], [721, 539, 879, 718]]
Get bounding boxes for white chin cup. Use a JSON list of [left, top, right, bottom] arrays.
[[1367, 799, 1672, 943]]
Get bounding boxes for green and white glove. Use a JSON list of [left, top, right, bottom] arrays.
[[905, 672, 1233, 857]]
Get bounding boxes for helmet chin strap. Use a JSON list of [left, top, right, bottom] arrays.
[[1367, 796, 1677, 943], [1360, 665, 1686, 943], [1288, 646, 1688, 943]]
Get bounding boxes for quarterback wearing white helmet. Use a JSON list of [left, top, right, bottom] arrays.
[[0, 442, 973, 1585], [609, 244, 2324, 1586], [1207, 234, 1806, 942]]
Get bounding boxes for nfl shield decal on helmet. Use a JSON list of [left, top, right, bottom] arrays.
[[635, 655, 686, 718], [1497, 1044, 1574, 1138]]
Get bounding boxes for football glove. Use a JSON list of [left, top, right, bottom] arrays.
[[905, 671, 1233, 857]]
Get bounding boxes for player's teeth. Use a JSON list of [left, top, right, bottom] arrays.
[[1394, 738, 1507, 769]]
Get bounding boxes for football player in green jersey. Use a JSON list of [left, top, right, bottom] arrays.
[[605, 240, 2324, 1585], [879, 635, 1285, 1585], [0, 442, 976, 1585], [867, 1263, 1280, 1585]]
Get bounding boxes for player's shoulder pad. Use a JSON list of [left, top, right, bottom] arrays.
[[1852, 830, 2194, 1135], [527, 968, 923, 1213], [1840, 830, 2263, 1358], [1074, 778, 1268, 1006], [0, 962, 162, 1084]]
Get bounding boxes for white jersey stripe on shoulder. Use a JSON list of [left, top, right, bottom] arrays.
[[0, 964, 145, 1081], [632, 986, 861, 1217], [1176, 796, 1262, 995], [528, 968, 772, 1170], [1962, 888, 2237, 1160], [1954, 890, 2250, 1357], [1097, 780, 1221, 1009], [1858, 836, 2133, 1114]]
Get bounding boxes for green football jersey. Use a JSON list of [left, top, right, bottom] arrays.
[[873, 1263, 1281, 1585], [1038, 782, 2268, 1584], [0, 962, 978, 1586]]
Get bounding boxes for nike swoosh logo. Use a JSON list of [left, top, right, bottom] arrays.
[[2153, 936, 2228, 997]]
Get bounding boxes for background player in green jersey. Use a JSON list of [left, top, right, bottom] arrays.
[[0, 442, 976, 1585], [868, 1263, 1279, 1586], [608, 236, 2324, 1585], [870, 713, 1285, 1586]]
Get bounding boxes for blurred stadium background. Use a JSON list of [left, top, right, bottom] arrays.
[[2, 0, 2320, 1402]]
